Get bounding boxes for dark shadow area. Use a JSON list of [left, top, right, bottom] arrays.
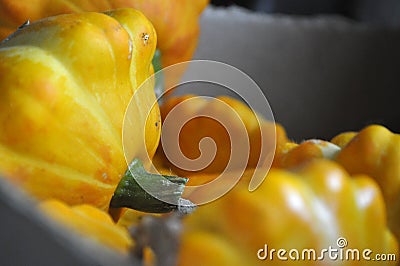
[[211, 0, 400, 27]]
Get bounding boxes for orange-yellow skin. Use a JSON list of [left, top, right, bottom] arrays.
[[0, 9, 159, 210], [179, 160, 399, 266], [39, 200, 133, 254], [0, 0, 209, 78], [331, 131, 357, 148], [157, 95, 285, 176], [335, 124, 400, 240]]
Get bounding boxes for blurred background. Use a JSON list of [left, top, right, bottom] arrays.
[[211, 0, 400, 27], [187, 0, 400, 141]]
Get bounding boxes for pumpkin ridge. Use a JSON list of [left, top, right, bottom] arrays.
[[0, 46, 124, 178], [0, 88, 123, 180], [1, 17, 127, 149], [0, 45, 122, 150], [0, 143, 115, 190], [40, 46, 123, 151]]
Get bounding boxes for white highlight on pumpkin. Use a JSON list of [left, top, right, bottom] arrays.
[[304, 139, 341, 159]]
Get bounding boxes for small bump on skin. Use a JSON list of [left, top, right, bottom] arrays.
[[141, 33, 150, 45], [102, 172, 108, 180]]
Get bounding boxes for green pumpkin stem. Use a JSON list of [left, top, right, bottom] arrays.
[[110, 158, 195, 214]]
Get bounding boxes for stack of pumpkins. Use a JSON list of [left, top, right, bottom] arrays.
[[0, 1, 398, 265]]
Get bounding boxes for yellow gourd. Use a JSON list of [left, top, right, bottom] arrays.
[[179, 160, 399, 266], [335, 124, 400, 240], [0, 9, 188, 214]]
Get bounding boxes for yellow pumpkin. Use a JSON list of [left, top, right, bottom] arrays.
[[335, 124, 400, 241], [179, 160, 399, 265], [0, 9, 188, 213]]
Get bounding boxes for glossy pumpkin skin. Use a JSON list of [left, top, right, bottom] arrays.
[[0, 9, 159, 210], [39, 200, 133, 254], [335, 125, 400, 240], [156, 95, 285, 176], [0, 0, 209, 78], [179, 160, 399, 266]]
